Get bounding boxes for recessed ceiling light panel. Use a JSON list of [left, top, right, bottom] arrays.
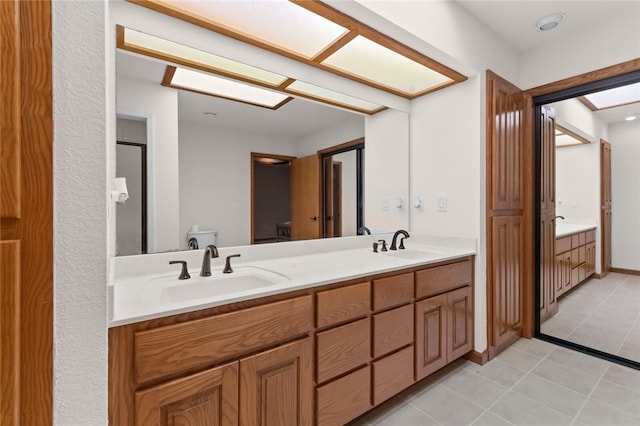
[[322, 35, 452, 97], [534, 13, 566, 32], [167, 67, 291, 109], [584, 82, 640, 110]]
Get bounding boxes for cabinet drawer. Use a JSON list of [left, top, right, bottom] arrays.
[[571, 233, 581, 248], [373, 346, 414, 405], [415, 259, 472, 299], [134, 295, 312, 385], [373, 304, 413, 358], [373, 272, 413, 311], [578, 246, 586, 264], [316, 282, 370, 328], [579, 232, 586, 246], [570, 248, 580, 269], [556, 236, 571, 254], [316, 366, 371, 426], [586, 229, 596, 243], [316, 318, 370, 384]]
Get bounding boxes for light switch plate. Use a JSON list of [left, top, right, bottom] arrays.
[[437, 195, 447, 212]]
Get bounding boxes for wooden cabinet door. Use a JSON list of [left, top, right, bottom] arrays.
[[585, 242, 596, 277], [447, 286, 473, 361], [135, 361, 238, 426], [601, 140, 612, 276], [239, 338, 313, 426], [415, 294, 447, 381]]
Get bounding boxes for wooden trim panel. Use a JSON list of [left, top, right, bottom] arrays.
[[316, 318, 370, 384], [610, 267, 640, 276], [372, 272, 413, 311], [372, 304, 413, 358], [316, 366, 371, 426], [0, 241, 20, 425], [372, 345, 414, 405], [415, 259, 472, 299], [134, 295, 312, 385], [316, 281, 370, 328]]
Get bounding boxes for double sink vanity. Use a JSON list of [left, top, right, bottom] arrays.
[[108, 234, 476, 425]]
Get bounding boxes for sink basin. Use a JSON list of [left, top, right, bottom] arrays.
[[142, 266, 290, 305], [381, 248, 445, 260]]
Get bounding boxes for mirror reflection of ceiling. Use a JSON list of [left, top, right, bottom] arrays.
[[579, 82, 640, 124], [117, 51, 362, 139], [124, 0, 466, 99]]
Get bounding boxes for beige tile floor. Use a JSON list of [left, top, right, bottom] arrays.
[[542, 273, 640, 362], [347, 338, 640, 425]]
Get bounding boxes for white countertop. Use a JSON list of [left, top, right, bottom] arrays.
[[109, 234, 476, 327], [555, 222, 597, 238]]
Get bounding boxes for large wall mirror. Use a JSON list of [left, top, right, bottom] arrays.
[[115, 48, 409, 255]]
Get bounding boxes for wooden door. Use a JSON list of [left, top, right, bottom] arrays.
[[486, 71, 533, 359], [415, 294, 447, 381], [539, 106, 558, 322], [291, 154, 321, 241], [239, 338, 313, 426], [600, 140, 612, 277], [447, 286, 473, 361], [1, 1, 53, 423], [135, 362, 239, 426]]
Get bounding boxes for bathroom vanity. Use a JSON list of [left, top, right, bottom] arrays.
[[108, 236, 475, 425], [554, 225, 597, 298]]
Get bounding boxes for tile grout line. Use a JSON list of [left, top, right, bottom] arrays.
[[568, 358, 612, 425]]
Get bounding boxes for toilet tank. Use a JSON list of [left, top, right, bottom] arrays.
[[186, 230, 217, 249]]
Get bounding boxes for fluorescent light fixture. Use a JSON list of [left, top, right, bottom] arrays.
[[286, 80, 383, 114], [322, 35, 452, 97], [119, 26, 289, 86], [126, 0, 467, 100], [134, 0, 348, 59], [165, 67, 291, 109], [583, 82, 640, 110], [555, 124, 590, 147]]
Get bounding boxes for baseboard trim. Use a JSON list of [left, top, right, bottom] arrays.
[[610, 267, 640, 276], [593, 273, 603, 279], [465, 350, 489, 365]]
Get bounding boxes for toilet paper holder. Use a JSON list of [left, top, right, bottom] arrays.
[[111, 177, 129, 204]]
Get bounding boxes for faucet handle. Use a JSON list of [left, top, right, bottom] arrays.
[[377, 239, 388, 252], [223, 254, 241, 274], [169, 260, 190, 280]]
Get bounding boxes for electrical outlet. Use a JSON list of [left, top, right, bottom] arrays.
[[437, 195, 447, 212]]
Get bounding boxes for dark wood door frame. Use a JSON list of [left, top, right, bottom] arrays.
[[485, 59, 640, 363], [116, 141, 148, 254], [527, 60, 640, 369]]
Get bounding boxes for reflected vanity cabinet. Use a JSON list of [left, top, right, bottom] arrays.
[[109, 256, 474, 426], [554, 228, 596, 298]]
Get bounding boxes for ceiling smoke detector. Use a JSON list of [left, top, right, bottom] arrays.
[[535, 13, 567, 32]]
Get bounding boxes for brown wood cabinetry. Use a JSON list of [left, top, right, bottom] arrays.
[[110, 257, 474, 426], [415, 285, 473, 381], [554, 228, 596, 300], [135, 361, 239, 426], [240, 338, 313, 426]]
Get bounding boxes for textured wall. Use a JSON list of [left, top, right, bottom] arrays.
[[53, 1, 108, 424]]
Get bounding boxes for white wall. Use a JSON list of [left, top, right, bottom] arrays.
[[179, 122, 298, 248], [117, 76, 180, 253], [365, 109, 410, 232], [609, 120, 640, 271], [410, 75, 485, 349], [53, 1, 107, 424], [296, 116, 364, 157]]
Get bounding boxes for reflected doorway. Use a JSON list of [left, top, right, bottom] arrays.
[[535, 72, 640, 369]]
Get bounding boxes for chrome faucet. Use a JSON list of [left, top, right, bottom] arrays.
[[390, 230, 410, 250], [200, 244, 219, 277]]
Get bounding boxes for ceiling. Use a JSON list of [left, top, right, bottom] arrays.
[[455, 0, 640, 124]]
